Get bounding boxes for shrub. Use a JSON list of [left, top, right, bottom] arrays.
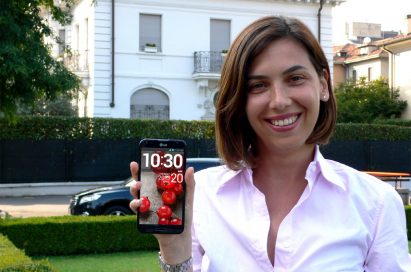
[[0, 234, 55, 271], [0, 216, 158, 256], [373, 119, 411, 127], [0, 116, 215, 140], [333, 123, 411, 141], [335, 78, 407, 123], [405, 206, 411, 239], [1, 116, 411, 141]]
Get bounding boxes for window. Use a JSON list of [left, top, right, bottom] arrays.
[[58, 29, 65, 55], [75, 24, 79, 51], [139, 14, 161, 52], [368, 67, 372, 82], [352, 70, 357, 82], [130, 88, 169, 120], [210, 19, 231, 52], [85, 18, 89, 51], [345, 22, 350, 38]]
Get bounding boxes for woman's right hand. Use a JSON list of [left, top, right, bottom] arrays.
[[129, 161, 195, 265]]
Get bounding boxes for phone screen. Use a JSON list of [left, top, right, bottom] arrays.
[[137, 139, 186, 234]]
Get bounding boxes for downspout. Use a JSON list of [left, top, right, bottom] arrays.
[[317, 0, 323, 43], [382, 45, 395, 96], [110, 0, 115, 107]]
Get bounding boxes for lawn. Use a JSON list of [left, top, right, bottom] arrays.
[[44, 242, 411, 271], [45, 251, 158, 272]]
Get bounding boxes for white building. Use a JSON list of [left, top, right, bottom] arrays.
[[333, 15, 411, 119], [383, 33, 411, 119], [56, 0, 343, 120]]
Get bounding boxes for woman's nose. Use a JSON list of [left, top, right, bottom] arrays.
[[268, 84, 291, 110]]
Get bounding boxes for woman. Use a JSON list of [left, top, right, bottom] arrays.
[[130, 16, 411, 271]]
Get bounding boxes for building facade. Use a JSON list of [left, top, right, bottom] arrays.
[[56, 0, 343, 120], [333, 16, 411, 119], [333, 42, 389, 86], [383, 34, 411, 119]]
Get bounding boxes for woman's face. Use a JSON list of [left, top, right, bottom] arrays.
[[246, 37, 329, 156]]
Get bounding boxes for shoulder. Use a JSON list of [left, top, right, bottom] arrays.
[[322, 159, 401, 204]]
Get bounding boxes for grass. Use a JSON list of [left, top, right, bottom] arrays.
[[42, 242, 411, 271], [44, 251, 158, 272]]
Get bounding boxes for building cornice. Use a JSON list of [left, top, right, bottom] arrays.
[[342, 53, 387, 65], [97, 0, 344, 10], [278, 0, 344, 5], [382, 36, 411, 53]]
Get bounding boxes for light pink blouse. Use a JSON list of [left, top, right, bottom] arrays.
[[192, 147, 411, 271]]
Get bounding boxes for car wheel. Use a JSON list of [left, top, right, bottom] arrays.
[[104, 205, 132, 216]]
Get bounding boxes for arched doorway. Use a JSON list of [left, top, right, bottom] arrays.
[[130, 88, 170, 120]]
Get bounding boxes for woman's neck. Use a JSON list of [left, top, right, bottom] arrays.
[[253, 144, 315, 186]]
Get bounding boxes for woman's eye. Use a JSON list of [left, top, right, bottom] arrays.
[[248, 82, 267, 93], [289, 75, 305, 84]]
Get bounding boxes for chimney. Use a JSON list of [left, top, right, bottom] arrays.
[[408, 14, 411, 34]]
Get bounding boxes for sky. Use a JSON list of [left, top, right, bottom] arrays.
[[332, 0, 411, 44]]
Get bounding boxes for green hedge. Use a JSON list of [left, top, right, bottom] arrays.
[[1, 116, 411, 141], [406, 206, 411, 239], [0, 216, 158, 256], [374, 119, 411, 127], [0, 208, 410, 260], [0, 234, 55, 272], [0, 116, 215, 140], [333, 123, 411, 141]]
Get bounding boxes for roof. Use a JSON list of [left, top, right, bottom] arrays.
[[333, 43, 387, 64], [333, 33, 411, 64], [281, 0, 345, 4], [374, 33, 411, 47]]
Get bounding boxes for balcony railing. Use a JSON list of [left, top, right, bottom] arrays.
[[193, 51, 225, 74], [64, 50, 89, 72]]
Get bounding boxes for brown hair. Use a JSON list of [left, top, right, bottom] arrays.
[[215, 16, 336, 170]]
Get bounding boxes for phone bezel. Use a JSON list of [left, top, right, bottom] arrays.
[[137, 138, 186, 234]]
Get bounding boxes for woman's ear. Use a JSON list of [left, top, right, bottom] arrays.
[[320, 91, 329, 102], [320, 69, 330, 102]]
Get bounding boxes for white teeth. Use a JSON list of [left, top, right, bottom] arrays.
[[271, 115, 298, 127]]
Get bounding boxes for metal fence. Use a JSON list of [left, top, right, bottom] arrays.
[[0, 139, 217, 183], [193, 51, 224, 74], [0, 139, 410, 183], [320, 140, 411, 172]]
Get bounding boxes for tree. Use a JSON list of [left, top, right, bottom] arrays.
[[335, 78, 407, 123], [0, 0, 80, 121], [18, 93, 78, 116]]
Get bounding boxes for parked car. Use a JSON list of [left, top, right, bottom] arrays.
[[69, 158, 221, 216]]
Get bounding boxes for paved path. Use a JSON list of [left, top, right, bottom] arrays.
[[0, 196, 71, 218]]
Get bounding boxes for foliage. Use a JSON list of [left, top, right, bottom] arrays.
[[0, 0, 80, 122], [406, 206, 411, 239], [333, 123, 411, 141], [0, 116, 216, 140], [18, 93, 77, 116], [335, 78, 407, 123], [373, 119, 411, 127], [2, 116, 411, 141], [0, 216, 158, 256]]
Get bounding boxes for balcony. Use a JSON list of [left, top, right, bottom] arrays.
[[64, 50, 89, 72], [193, 51, 225, 79]]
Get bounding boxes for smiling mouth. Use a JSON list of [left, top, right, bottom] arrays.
[[269, 115, 299, 127]]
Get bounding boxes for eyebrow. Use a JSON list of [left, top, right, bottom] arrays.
[[282, 65, 307, 75], [247, 65, 308, 80]]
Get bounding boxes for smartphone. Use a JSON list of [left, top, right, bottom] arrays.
[[137, 138, 186, 234]]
